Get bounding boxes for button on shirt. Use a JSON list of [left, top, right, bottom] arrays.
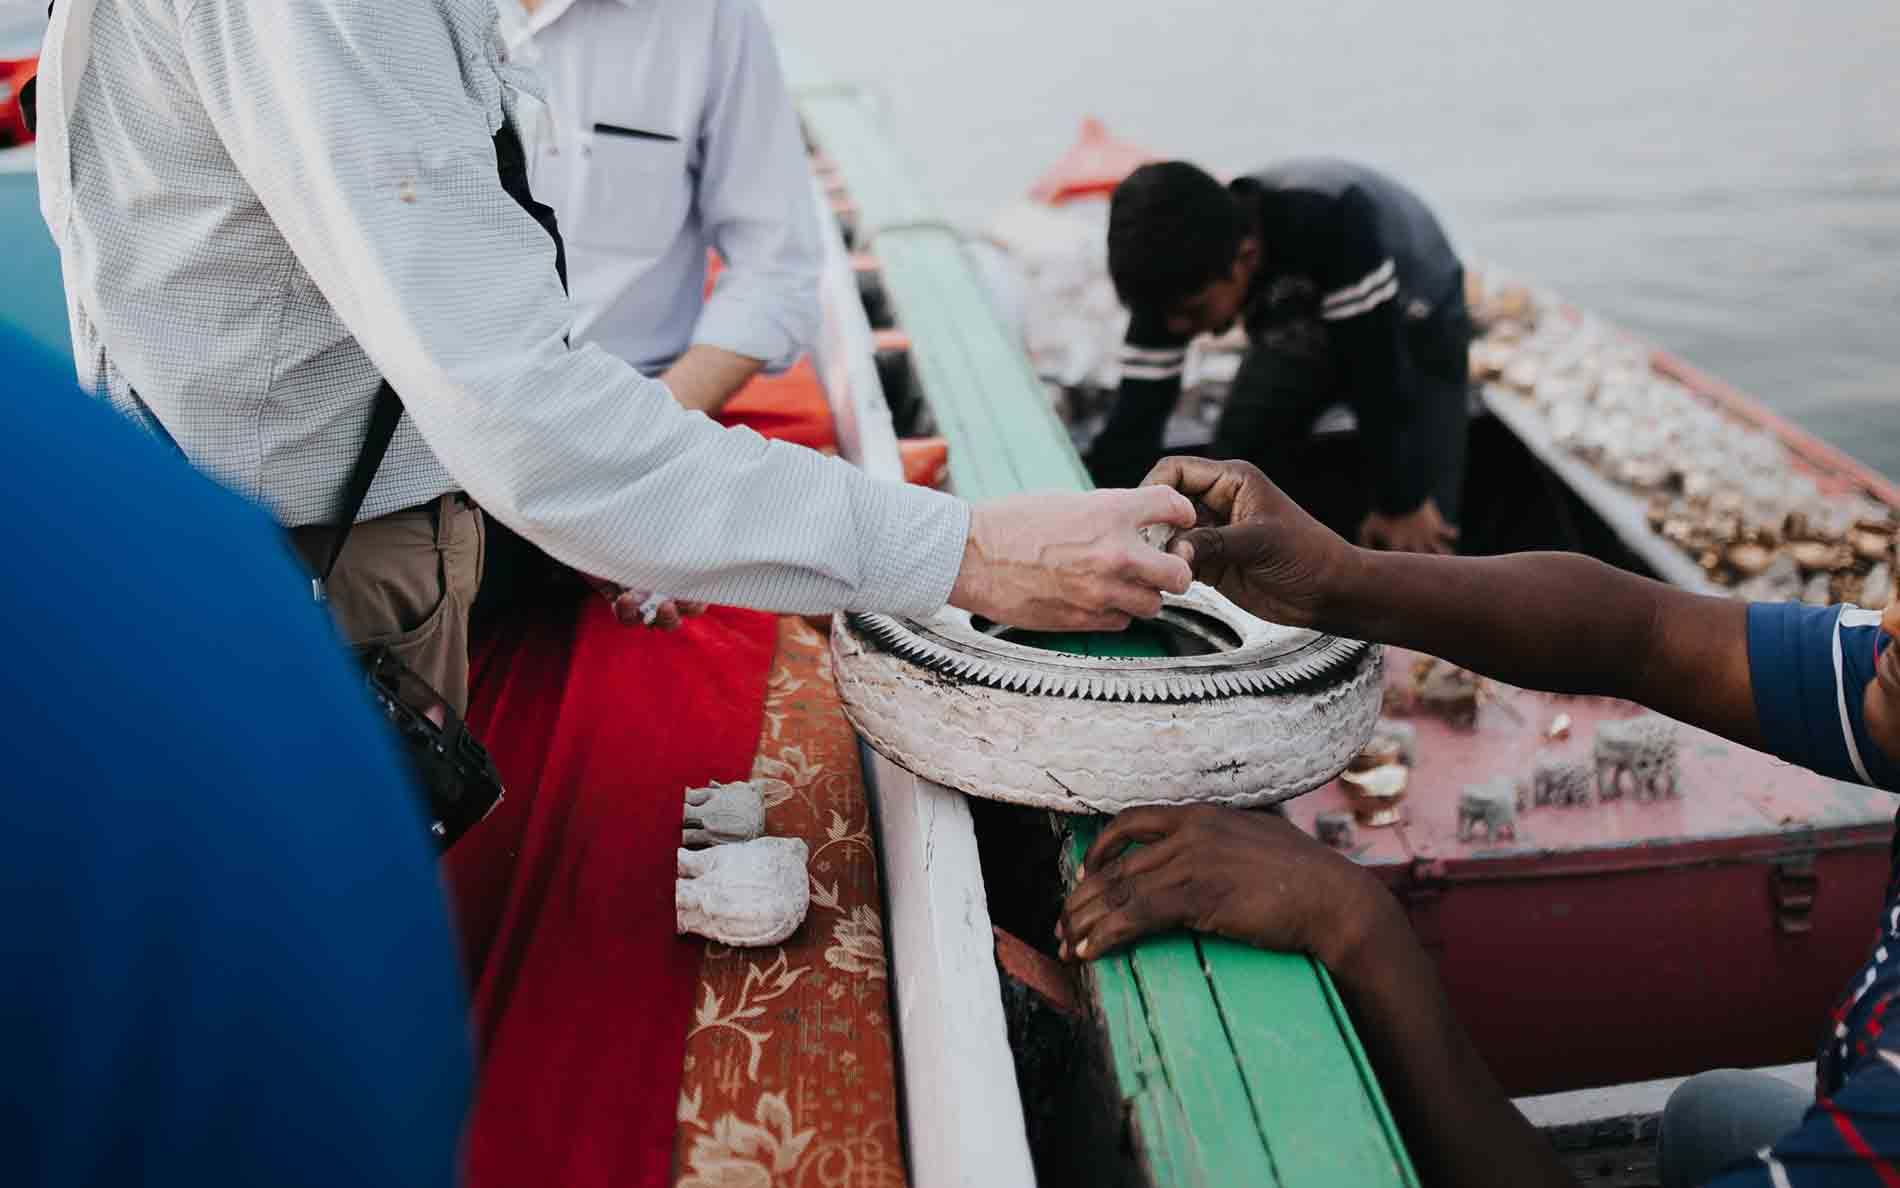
[[500, 0, 820, 376], [1703, 602, 1900, 1186], [34, 0, 965, 616]]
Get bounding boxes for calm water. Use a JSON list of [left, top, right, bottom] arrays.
[[772, 0, 1900, 478]]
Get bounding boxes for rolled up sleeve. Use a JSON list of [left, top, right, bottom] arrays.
[[180, 0, 962, 615], [689, 0, 821, 373]]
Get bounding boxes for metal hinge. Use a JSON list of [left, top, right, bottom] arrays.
[[1401, 858, 1448, 952], [1772, 854, 1819, 935]]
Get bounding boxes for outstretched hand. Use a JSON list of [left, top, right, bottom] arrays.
[[948, 486, 1197, 632], [1140, 457, 1354, 629], [1056, 804, 1392, 970]]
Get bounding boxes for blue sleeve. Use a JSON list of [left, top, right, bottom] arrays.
[[1747, 602, 1900, 792], [0, 326, 470, 1188]]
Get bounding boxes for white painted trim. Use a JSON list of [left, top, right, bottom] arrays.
[[804, 159, 1037, 1188], [805, 173, 904, 484], [859, 748, 1037, 1188]]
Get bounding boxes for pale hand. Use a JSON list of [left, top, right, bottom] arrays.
[[1358, 498, 1458, 556], [581, 574, 710, 630], [947, 487, 1198, 631], [1140, 456, 1352, 630]]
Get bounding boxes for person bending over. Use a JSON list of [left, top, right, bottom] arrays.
[[1089, 161, 1471, 556], [1060, 456, 1900, 1188]]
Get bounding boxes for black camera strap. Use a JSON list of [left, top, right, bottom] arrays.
[[312, 382, 402, 603], [316, 116, 564, 600]]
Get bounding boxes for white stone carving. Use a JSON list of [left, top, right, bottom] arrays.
[[681, 779, 768, 848], [675, 837, 811, 948]]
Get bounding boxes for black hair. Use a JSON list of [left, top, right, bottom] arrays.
[[1106, 161, 1246, 316]]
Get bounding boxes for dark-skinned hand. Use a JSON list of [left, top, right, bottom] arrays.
[[1359, 497, 1459, 556], [1140, 456, 1354, 630], [1056, 804, 1394, 971]]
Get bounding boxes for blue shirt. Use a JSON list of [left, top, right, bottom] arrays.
[[0, 326, 471, 1188], [1708, 602, 1900, 1186]]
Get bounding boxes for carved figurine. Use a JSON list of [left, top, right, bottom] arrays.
[[1409, 657, 1484, 728], [1315, 811, 1356, 850], [1457, 778, 1518, 843], [1530, 756, 1594, 808], [1593, 714, 1681, 801], [681, 779, 769, 848], [1370, 719, 1418, 767], [675, 837, 811, 948]]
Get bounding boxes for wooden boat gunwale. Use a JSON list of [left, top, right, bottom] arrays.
[[786, 48, 1420, 1188]]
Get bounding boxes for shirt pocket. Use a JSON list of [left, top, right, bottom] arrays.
[[570, 130, 692, 259]]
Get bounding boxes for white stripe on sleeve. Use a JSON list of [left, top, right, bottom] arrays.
[[1761, 1149, 1793, 1188], [1832, 607, 1876, 785], [1120, 362, 1185, 381], [1321, 276, 1399, 321], [1321, 258, 1395, 310]]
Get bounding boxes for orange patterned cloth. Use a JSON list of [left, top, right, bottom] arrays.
[[672, 616, 908, 1188]]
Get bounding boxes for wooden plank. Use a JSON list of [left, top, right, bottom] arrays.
[[1206, 942, 1420, 1187], [1130, 935, 1282, 1184], [803, 172, 905, 484], [859, 749, 1039, 1188]]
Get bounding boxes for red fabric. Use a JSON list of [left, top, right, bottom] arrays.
[[1026, 117, 1155, 205], [445, 598, 778, 1188], [714, 358, 838, 452]]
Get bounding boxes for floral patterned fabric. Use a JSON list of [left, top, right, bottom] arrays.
[[673, 617, 909, 1188]]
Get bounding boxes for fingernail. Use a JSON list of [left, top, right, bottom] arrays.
[[1175, 541, 1195, 564], [1076, 938, 1092, 958], [1076, 864, 1087, 881], [1059, 942, 1071, 961]]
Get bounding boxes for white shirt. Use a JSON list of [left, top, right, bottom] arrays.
[[34, 0, 966, 616], [501, 0, 820, 375]]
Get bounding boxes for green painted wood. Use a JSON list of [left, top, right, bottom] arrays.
[[798, 81, 1417, 1188], [1205, 940, 1421, 1187], [1131, 934, 1282, 1184]]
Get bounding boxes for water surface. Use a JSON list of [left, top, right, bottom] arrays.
[[772, 0, 1900, 476]]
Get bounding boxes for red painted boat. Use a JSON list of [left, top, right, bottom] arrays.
[[1018, 120, 1900, 1098]]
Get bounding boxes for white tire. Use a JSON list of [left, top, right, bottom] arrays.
[[831, 585, 1383, 814]]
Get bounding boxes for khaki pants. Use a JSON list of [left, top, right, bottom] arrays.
[[291, 494, 485, 714]]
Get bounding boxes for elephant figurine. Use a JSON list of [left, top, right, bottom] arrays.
[[1457, 778, 1518, 843], [1530, 757, 1595, 808], [1594, 715, 1681, 801]]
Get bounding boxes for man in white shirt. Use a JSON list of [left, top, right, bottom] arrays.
[[35, 0, 1193, 713], [501, 0, 816, 417]]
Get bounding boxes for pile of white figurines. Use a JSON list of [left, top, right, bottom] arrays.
[[1469, 274, 1896, 607], [675, 781, 809, 948]]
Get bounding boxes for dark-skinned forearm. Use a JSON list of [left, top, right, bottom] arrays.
[[1321, 548, 1762, 748], [1328, 893, 1575, 1188]]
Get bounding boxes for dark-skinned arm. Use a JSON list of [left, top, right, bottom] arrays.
[[1058, 807, 1575, 1188], [1148, 455, 1762, 750], [1057, 456, 1773, 1188]]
